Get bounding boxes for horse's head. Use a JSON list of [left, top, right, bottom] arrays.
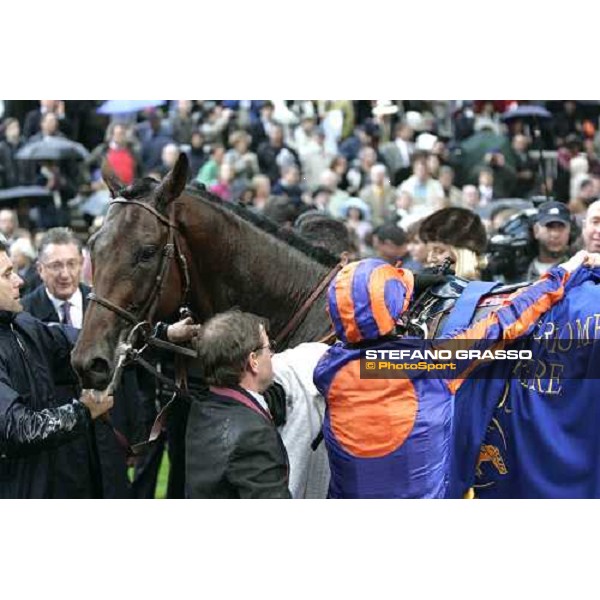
[[72, 154, 190, 390]]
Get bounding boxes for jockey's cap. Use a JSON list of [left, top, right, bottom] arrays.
[[327, 258, 414, 344]]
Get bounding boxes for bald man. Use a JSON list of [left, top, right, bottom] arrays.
[[582, 199, 600, 253]]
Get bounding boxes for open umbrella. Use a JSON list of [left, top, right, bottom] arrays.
[[0, 186, 53, 206], [97, 100, 167, 115], [500, 105, 552, 122], [16, 137, 90, 161], [0, 186, 55, 228], [459, 130, 516, 176]]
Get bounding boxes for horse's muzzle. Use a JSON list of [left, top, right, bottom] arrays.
[[72, 355, 112, 390]]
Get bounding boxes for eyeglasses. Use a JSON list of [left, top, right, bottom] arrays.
[[42, 260, 81, 273], [252, 339, 276, 355]]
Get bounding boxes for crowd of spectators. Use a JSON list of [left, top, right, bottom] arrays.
[[1, 99, 600, 284]]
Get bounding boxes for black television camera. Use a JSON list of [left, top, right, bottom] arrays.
[[482, 197, 580, 282], [482, 206, 539, 282]]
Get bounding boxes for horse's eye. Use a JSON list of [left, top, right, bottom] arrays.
[[140, 245, 158, 261]]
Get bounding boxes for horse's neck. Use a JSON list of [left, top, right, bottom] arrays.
[[179, 199, 332, 344]]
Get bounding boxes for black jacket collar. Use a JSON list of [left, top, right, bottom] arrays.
[[0, 310, 17, 324]]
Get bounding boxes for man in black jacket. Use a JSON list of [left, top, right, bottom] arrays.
[[186, 310, 291, 499], [23, 227, 201, 498], [22, 227, 135, 498], [22, 228, 104, 497], [0, 239, 112, 498]]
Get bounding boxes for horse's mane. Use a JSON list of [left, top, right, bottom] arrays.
[[116, 178, 340, 268]]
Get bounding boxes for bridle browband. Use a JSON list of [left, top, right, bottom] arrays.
[[88, 199, 191, 329]]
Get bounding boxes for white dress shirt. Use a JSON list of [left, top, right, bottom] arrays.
[[246, 389, 270, 415], [46, 287, 83, 329]]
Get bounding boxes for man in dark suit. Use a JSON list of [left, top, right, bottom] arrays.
[[22, 227, 134, 497], [22, 100, 73, 140], [186, 310, 291, 498]]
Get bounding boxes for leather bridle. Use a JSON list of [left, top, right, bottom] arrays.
[[85, 198, 196, 457], [88, 198, 191, 331]]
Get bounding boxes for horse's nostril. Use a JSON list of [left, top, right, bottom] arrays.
[[89, 357, 110, 377]]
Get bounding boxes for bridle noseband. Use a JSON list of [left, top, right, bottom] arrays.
[[88, 198, 191, 334]]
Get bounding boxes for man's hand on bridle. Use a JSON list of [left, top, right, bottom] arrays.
[[167, 316, 202, 344], [80, 389, 114, 420]]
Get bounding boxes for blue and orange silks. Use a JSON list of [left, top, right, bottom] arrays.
[[327, 259, 414, 344], [448, 266, 600, 498], [313, 258, 573, 499]]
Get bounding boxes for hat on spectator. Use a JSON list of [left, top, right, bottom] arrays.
[[404, 111, 425, 132], [341, 197, 372, 221], [357, 120, 380, 138], [474, 116, 500, 135], [372, 101, 399, 117], [536, 201, 571, 227], [415, 133, 438, 152], [419, 207, 487, 254]]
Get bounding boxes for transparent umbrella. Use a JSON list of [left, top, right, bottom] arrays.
[[97, 100, 167, 115]]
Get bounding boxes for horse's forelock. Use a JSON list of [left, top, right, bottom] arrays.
[[118, 178, 160, 202]]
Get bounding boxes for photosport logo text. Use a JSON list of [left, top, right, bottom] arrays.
[[359, 346, 533, 379]]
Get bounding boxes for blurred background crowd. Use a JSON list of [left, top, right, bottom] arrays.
[[1, 99, 599, 291]]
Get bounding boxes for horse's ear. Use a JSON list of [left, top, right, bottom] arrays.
[[101, 160, 123, 199], [155, 153, 189, 212]]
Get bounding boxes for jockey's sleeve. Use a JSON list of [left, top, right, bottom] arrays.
[[444, 265, 571, 393]]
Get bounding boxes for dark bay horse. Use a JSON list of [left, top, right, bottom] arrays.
[[72, 154, 338, 390]]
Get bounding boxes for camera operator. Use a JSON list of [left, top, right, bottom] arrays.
[[520, 201, 573, 281]]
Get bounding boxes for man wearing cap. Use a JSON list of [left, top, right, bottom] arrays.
[[312, 254, 595, 498], [523, 201, 573, 282], [419, 207, 488, 280]]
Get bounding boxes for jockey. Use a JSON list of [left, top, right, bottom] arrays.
[[313, 252, 597, 498]]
